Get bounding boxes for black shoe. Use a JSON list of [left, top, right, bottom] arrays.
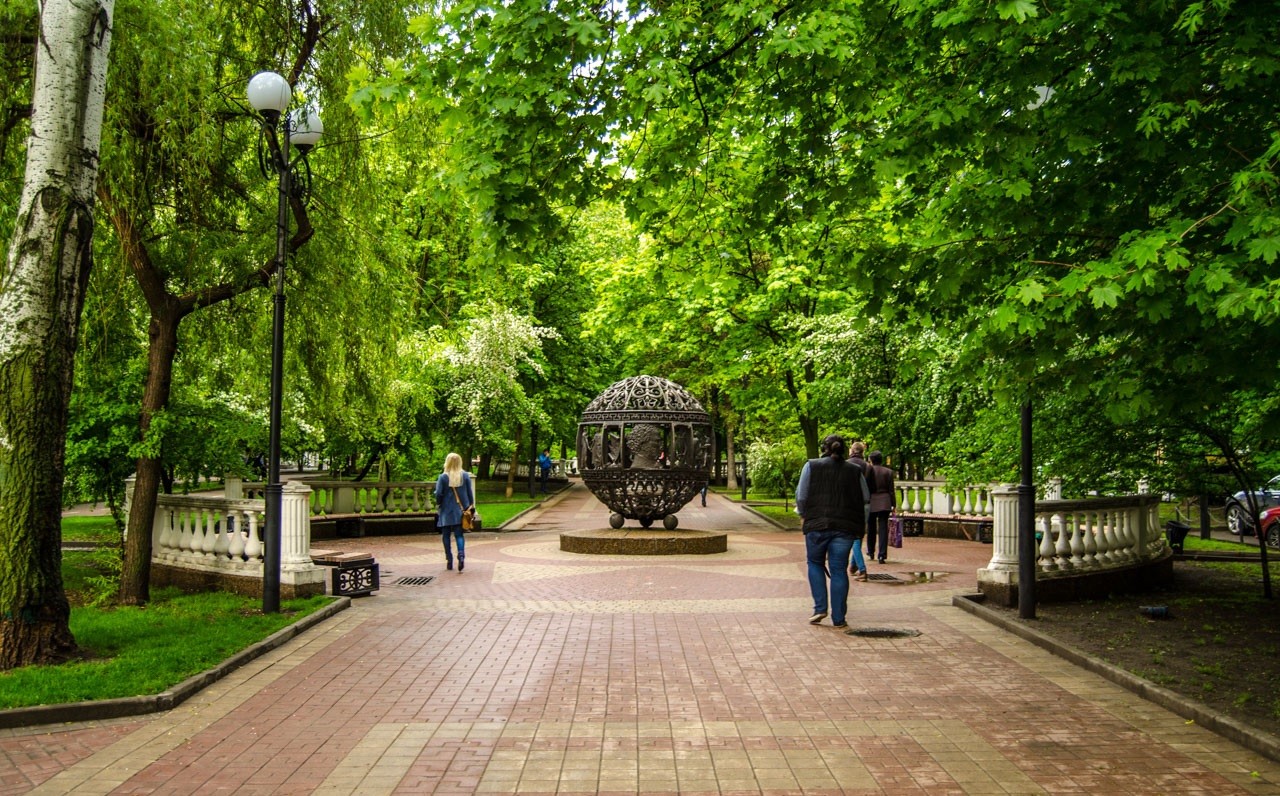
[[832, 622, 849, 629], [878, 558, 887, 564], [458, 559, 465, 572], [446, 560, 453, 571]]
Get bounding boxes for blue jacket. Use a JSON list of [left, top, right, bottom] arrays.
[[434, 471, 474, 528]]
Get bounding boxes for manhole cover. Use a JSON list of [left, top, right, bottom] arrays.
[[393, 576, 435, 586], [846, 627, 921, 638], [865, 573, 899, 582]]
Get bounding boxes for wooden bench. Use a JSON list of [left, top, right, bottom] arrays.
[[311, 549, 380, 596]]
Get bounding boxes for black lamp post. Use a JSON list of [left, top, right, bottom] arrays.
[[247, 71, 322, 613], [1018, 400, 1037, 619]]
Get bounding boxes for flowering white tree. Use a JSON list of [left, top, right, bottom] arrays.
[[0, 0, 114, 667], [440, 305, 560, 439]]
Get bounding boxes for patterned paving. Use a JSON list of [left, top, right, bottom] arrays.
[[6, 483, 1280, 794]]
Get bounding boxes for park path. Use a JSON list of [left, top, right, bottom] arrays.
[[5, 481, 1279, 794]]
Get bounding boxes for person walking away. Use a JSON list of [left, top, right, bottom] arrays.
[[849, 440, 869, 476], [795, 434, 870, 628], [537, 449, 553, 494], [864, 450, 897, 564], [434, 452, 475, 572]]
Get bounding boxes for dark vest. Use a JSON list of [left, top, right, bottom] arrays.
[[800, 456, 866, 535]]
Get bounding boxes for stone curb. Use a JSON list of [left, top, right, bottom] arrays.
[[732, 501, 794, 531], [496, 484, 572, 530], [0, 597, 351, 731], [952, 593, 1280, 765]]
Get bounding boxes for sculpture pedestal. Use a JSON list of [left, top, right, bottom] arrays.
[[560, 529, 727, 555]]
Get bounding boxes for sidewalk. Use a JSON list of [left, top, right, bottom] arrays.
[[11, 481, 1280, 794]]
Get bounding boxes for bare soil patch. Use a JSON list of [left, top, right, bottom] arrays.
[[990, 560, 1280, 739]]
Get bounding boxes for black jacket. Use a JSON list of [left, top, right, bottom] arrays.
[[797, 455, 869, 535]]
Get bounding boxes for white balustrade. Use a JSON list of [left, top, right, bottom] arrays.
[[979, 491, 1165, 594], [144, 489, 323, 594]]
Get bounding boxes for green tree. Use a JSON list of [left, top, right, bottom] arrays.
[[0, 0, 114, 667]]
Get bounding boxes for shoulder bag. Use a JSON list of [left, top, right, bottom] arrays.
[[449, 484, 476, 531]]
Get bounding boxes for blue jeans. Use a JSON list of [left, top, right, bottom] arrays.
[[805, 531, 855, 624], [440, 525, 465, 562], [850, 538, 867, 574]]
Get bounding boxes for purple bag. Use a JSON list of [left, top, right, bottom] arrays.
[[889, 515, 904, 548]]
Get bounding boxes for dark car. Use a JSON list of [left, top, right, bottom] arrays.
[[1225, 474, 1280, 535], [1257, 506, 1280, 549]]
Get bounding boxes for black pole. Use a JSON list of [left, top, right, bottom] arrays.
[[740, 450, 748, 501], [263, 127, 290, 614], [1017, 399, 1036, 619], [529, 422, 537, 499]]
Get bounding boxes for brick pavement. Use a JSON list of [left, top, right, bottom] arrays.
[[8, 481, 1280, 794]]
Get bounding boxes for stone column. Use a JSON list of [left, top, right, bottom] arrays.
[[977, 485, 1020, 605], [279, 481, 326, 596]]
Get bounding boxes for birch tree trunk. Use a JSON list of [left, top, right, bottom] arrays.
[[0, 0, 114, 668]]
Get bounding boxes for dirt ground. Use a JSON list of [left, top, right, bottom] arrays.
[[991, 558, 1280, 740]]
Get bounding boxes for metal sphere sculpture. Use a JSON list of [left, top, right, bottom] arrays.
[[577, 375, 712, 530]]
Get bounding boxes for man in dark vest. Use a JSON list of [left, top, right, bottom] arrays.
[[795, 434, 870, 628]]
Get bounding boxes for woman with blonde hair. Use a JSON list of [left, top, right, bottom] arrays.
[[433, 452, 475, 572]]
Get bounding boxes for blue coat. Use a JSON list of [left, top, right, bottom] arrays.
[[434, 471, 474, 528]]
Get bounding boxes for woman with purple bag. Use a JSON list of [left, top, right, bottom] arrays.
[[864, 450, 897, 565]]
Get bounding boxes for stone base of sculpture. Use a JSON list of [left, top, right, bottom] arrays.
[[559, 529, 727, 555]]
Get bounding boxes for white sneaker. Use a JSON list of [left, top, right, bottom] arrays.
[[809, 612, 827, 624]]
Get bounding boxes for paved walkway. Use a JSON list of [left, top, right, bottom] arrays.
[[11, 483, 1280, 794]]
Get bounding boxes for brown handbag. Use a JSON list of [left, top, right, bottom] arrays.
[[450, 484, 475, 531]]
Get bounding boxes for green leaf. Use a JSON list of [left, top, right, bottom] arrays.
[[1088, 284, 1122, 308], [995, 0, 1039, 22]]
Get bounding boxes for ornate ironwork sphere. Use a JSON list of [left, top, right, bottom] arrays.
[[577, 375, 712, 529]]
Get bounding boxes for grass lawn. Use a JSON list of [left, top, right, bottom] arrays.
[[3, 551, 334, 710], [61, 515, 119, 544]]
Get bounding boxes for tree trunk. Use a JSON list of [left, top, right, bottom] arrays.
[[725, 426, 738, 490], [0, 0, 115, 668], [506, 424, 522, 498], [120, 308, 180, 606], [478, 452, 491, 480], [799, 415, 820, 459]]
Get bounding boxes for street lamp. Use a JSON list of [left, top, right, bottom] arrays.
[[247, 71, 321, 613]]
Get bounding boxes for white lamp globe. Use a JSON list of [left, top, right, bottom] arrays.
[[247, 72, 291, 120], [288, 106, 323, 151]]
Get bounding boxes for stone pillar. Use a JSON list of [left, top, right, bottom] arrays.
[[977, 485, 1020, 605], [280, 481, 314, 570], [224, 474, 243, 499], [279, 481, 325, 596]]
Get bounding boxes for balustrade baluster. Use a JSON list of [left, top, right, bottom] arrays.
[[1116, 509, 1137, 562], [213, 511, 231, 559], [1083, 511, 1100, 566], [244, 513, 263, 561], [1068, 511, 1086, 569], [228, 511, 247, 561], [200, 511, 218, 557], [1095, 511, 1116, 565], [176, 509, 193, 555], [1037, 514, 1057, 571], [1053, 513, 1072, 569], [156, 505, 174, 560]]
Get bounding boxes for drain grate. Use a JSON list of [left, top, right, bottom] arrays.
[[846, 627, 921, 638], [393, 576, 435, 586], [865, 573, 899, 582]]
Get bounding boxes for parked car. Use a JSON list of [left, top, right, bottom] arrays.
[[1226, 474, 1280, 536], [1256, 506, 1280, 549]]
